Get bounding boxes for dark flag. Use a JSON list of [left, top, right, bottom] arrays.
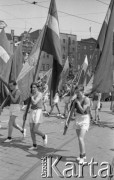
[[93, 0, 114, 92], [41, 0, 63, 103], [58, 57, 69, 91]]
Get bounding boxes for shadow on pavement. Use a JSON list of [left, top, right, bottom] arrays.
[[100, 110, 113, 114], [26, 145, 68, 159], [91, 121, 114, 129], [0, 138, 68, 160]]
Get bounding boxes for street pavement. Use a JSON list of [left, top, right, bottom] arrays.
[[0, 101, 114, 180]]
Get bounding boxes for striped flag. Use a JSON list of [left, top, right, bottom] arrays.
[[93, 0, 114, 93], [17, 0, 63, 103], [41, 0, 63, 103]]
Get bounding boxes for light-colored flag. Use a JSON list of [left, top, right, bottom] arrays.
[[58, 57, 69, 90], [84, 75, 94, 94], [16, 28, 45, 101], [78, 55, 88, 85], [0, 29, 12, 103]]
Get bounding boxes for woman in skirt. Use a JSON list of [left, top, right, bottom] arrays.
[[23, 82, 47, 150]]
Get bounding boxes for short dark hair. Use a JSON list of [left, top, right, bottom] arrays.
[[30, 82, 41, 89], [9, 80, 17, 86]]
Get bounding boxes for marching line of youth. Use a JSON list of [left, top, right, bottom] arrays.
[[0, 79, 103, 164]]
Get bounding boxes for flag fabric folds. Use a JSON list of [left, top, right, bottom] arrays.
[[78, 55, 88, 85], [0, 29, 12, 82], [9, 42, 24, 82], [84, 75, 94, 95], [93, 0, 114, 93], [17, 28, 45, 101], [17, 0, 63, 103], [58, 57, 69, 90], [41, 0, 63, 102], [0, 29, 12, 104]]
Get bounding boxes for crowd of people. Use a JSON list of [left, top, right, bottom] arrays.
[[0, 77, 104, 164]]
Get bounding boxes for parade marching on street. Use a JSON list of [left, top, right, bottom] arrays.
[[0, 0, 114, 179], [0, 101, 114, 180]]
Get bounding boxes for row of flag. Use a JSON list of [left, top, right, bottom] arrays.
[[0, 0, 114, 105]]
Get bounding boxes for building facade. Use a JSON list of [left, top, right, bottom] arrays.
[[77, 38, 99, 73], [6, 30, 99, 76]]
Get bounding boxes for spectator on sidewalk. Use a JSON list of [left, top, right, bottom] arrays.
[[42, 81, 49, 114], [23, 82, 47, 150], [62, 84, 71, 118], [2, 80, 26, 142], [93, 92, 101, 123], [47, 91, 62, 117]]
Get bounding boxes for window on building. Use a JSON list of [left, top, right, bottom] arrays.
[[63, 54, 65, 59], [78, 45, 80, 50], [63, 39, 65, 43], [72, 55, 75, 59], [72, 47, 75, 51], [42, 64, 45, 71], [47, 64, 50, 70], [90, 45, 93, 50], [84, 46, 86, 50], [63, 46, 65, 51], [47, 54, 49, 58], [72, 40, 75, 44]]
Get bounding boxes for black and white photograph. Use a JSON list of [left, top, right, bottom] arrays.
[[0, 0, 114, 179]]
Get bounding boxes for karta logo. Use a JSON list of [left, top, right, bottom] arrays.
[[41, 156, 114, 178]]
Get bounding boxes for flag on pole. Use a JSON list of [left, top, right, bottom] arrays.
[[41, 0, 63, 103], [17, 27, 45, 83], [93, 0, 114, 93], [0, 29, 11, 81], [9, 42, 24, 82], [0, 29, 12, 103], [84, 75, 94, 95], [17, 28, 45, 101], [78, 55, 88, 85], [17, 0, 63, 103], [40, 68, 52, 83], [58, 57, 69, 90]]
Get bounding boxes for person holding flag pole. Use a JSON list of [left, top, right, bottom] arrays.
[[63, 56, 90, 164], [22, 0, 63, 149], [0, 80, 26, 142], [0, 28, 32, 142]]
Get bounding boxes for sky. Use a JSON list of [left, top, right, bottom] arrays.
[[0, 0, 111, 40]]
